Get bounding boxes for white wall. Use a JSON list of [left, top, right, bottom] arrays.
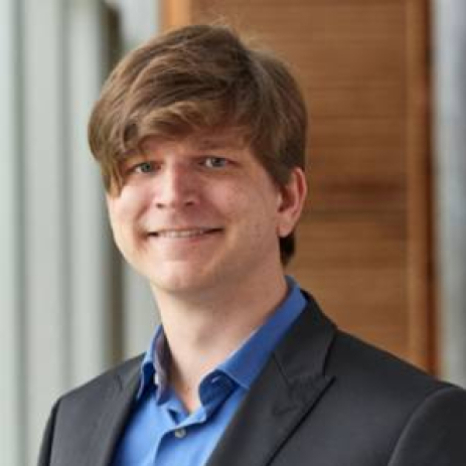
[[0, 1, 23, 464]]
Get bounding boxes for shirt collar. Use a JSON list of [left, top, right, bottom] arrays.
[[137, 326, 169, 400], [137, 275, 306, 399], [216, 275, 305, 389]]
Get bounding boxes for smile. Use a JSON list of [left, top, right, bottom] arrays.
[[150, 228, 222, 239]]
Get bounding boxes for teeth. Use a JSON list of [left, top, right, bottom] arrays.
[[155, 229, 213, 238]]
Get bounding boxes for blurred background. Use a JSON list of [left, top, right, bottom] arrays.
[[1, 0, 466, 464]]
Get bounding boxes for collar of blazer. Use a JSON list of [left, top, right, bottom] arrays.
[[83, 291, 337, 466], [81, 356, 142, 466], [206, 291, 337, 466]]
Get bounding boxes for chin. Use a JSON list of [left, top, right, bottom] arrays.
[[147, 267, 216, 296]]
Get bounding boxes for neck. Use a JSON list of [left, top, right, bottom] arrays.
[[151, 270, 288, 411]]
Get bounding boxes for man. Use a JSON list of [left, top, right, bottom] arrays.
[[39, 24, 466, 466]]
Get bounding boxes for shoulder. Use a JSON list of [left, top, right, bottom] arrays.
[[329, 329, 444, 398], [329, 329, 466, 421], [295, 292, 456, 403], [272, 295, 466, 463], [386, 383, 466, 464], [309, 306, 466, 417], [56, 354, 143, 409], [38, 355, 144, 465]]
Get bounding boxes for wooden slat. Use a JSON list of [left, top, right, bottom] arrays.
[[308, 117, 406, 212], [306, 85, 405, 119], [161, 0, 192, 30], [405, 0, 434, 370], [290, 214, 407, 358]]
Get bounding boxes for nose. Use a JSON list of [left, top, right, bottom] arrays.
[[153, 164, 198, 209]]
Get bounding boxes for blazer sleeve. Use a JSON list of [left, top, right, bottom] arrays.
[[37, 400, 60, 466], [388, 385, 466, 466]]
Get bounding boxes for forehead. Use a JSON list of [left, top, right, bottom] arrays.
[[138, 130, 250, 155]]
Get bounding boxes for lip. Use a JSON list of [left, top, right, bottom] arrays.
[[148, 227, 223, 239]]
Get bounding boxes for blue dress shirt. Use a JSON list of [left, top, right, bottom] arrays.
[[111, 277, 306, 466]]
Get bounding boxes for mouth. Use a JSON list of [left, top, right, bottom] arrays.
[[148, 228, 223, 239]]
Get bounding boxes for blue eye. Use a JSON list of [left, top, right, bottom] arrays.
[[203, 157, 228, 168], [134, 161, 155, 173]]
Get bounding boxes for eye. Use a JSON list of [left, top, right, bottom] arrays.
[[202, 157, 229, 168], [133, 161, 156, 174]]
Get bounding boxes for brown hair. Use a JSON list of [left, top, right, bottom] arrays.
[[88, 24, 307, 264]]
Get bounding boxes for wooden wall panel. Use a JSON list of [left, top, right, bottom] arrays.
[[162, 0, 433, 370]]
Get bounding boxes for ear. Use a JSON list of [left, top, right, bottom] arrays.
[[276, 168, 308, 238]]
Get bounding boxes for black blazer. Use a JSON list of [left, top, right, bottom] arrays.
[[38, 294, 466, 465]]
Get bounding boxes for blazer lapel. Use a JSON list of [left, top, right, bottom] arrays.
[[206, 296, 337, 466], [83, 358, 141, 466]]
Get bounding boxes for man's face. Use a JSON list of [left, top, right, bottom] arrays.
[[106, 133, 304, 298]]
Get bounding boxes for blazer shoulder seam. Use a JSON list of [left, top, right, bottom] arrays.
[[387, 384, 464, 462]]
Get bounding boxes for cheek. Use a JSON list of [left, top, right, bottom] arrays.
[[106, 194, 150, 256], [108, 188, 148, 225], [233, 189, 281, 237]]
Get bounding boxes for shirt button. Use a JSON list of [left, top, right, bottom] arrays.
[[174, 428, 187, 439]]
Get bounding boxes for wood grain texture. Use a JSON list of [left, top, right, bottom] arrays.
[[405, 0, 434, 371]]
